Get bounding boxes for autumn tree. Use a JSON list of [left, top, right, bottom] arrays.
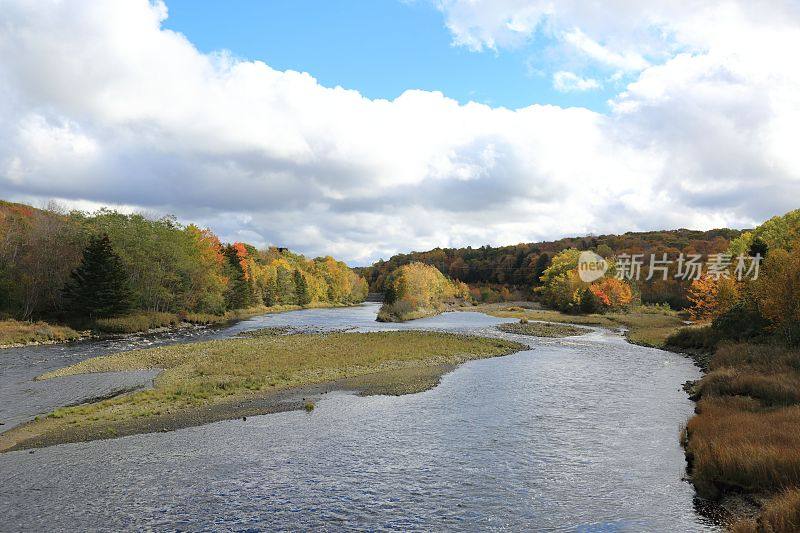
[[751, 245, 800, 344], [587, 278, 633, 312], [686, 275, 739, 322]]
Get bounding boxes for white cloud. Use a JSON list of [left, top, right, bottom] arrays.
[[552, 71, 600, 92], [0, 0, 798, 264], [562, 28, 649, 72]]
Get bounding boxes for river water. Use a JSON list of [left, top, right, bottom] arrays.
[[0, 303, 718, 531]]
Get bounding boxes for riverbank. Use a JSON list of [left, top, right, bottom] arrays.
[[680, 340, 800, 531], [0, 302, 359, 349], [0, 319, 86, 348], [1, 330, 523, 452]]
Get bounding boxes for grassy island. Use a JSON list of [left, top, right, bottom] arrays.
[[1, 331, 523, 451], [497, 320, 588, 338]]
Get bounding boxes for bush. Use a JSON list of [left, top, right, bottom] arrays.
[[665, 325, 720, 351], [712, 302, 770, 342]]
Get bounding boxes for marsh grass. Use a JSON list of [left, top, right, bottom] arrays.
[[0, 319, 82, 347], [732, 489, 800, 532], [31, 331, 522, 436], [684, 342, 800, 529], [686, 397, 800, 497]]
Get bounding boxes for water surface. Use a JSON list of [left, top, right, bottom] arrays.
[[0, 303, 717, 531]]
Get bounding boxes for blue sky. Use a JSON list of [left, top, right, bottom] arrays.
[[162, 0, 612, 111]]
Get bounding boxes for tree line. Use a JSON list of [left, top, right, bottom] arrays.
[[0, 201, 367, 321], [359, 228, 742, 309]]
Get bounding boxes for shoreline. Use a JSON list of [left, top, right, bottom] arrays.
[[0, 301, 363, 351]]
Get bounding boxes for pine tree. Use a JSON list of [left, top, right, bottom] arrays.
[[263, 278, 278, 306], [276, 266, 296, 305], [63, 234, 132, 318], [223, 245, 253, 310], [294, 269, 311, 306]]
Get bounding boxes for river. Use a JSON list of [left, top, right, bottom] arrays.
[[0, 303, 718, 531]]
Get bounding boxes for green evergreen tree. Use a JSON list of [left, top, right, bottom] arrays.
[[223, 245, 253, 310], [263, 278, 278, 306], [63, 234, 132, 318], [533, 253, 550, 285], [294, 269, 311, 306], [276, 266, 296, 304]]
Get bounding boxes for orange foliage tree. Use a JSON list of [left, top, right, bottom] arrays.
[[687, 275, 739, 321], [588, 278, 633, 311]]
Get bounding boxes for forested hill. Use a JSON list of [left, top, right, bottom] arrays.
[[358, 228, 744, 304], [0, 200, 367, 322]]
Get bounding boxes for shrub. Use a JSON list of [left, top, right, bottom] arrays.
[[712, 301, 770, 342], [665, 325, 720, 352]]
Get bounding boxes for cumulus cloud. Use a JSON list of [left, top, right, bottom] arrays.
[[552, 71, 600, 92], [0, 0, 799, 264]]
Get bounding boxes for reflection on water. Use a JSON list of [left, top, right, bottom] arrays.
[[0, 303, 718, 531]]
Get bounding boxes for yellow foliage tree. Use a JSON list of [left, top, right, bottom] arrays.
[[687, 275, 739, 322]]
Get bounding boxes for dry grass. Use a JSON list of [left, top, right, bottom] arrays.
[[684, 342, 800, 529], [731, 489, 800, 532], [686, 397, 800, 497], [31, 331, 523, 434], [0, 319, 82, 347], [697, 369, 800, 407], [710, 343, 800, 374], [94, 312, 180, 333]]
